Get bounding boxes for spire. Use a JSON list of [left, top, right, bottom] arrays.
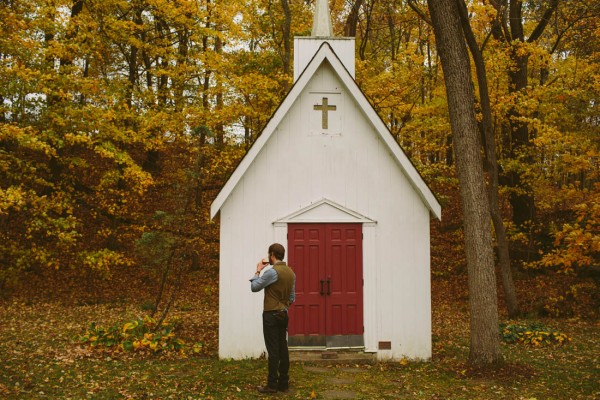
[[312, 0, 333, 37]]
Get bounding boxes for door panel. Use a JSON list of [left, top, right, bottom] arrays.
[[288, 223, 363, 341], [288, 224, 326, 337], [325, 224, 363, 336]]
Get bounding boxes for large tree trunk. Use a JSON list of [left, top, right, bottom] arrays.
[[456, 0, 519, 317], [427, 0, 502, 366]]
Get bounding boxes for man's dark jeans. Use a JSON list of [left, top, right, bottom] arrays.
[[262, 310, 289, 390]]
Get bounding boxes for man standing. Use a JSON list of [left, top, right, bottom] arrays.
[[250, 243, 296, 394]]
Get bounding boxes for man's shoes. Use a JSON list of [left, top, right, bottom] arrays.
[[278, 387, 289, 393], [256, 385, 278, 394]]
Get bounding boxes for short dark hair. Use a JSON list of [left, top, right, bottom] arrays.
[[268, 243, 285, 261]]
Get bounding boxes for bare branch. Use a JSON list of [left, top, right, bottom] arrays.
[[407, 0, 431, 25], [528, 0, 559, 43]]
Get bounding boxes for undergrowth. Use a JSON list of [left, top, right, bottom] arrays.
[[500, 321, 570, 346], [79, 315, 202, 354]]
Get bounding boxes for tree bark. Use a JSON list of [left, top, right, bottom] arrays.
[[214, 33, 224, 148], [344, 0, 364, 37], [202, 10, 211, 113], [59, 0, 85, 68], [427, 0, 502, 366], [280, 0, 292, 76], [175, 27, 189, 114], [358, 0, 375, 61], [456, 0, 519, 317], [126, 4, 143, 109], [0, 52, 5, 122], [385, 4, 396, 61]]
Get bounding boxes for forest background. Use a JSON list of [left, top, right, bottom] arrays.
[[0, 0, 598, 360]]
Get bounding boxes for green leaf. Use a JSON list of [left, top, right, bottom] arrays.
[[122, 340, 134, 351]]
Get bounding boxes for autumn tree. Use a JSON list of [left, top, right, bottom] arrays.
[[488, 0, 558, 243], [453, 0, 519, 316], [1, 0, 597, 320], [427, 0, 502, 366]]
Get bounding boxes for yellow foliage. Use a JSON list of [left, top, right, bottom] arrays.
[[0, 186, 27, 215], [122, 321, 138, 333], [0, 0, 597, 302], [532, 200, 600, 273], [81, 249, 132, 279], [0, 125, 57, 157]]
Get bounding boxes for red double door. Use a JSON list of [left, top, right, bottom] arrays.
[[288, 223, 364, 347]]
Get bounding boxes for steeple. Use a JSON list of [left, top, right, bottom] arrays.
[[312, 0, 333, 37], [293, 0, 355, 82]]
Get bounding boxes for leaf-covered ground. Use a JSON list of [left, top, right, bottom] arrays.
[[0, 274, 598, 399]]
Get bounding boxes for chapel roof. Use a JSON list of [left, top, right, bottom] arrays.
[[210, 42, 442, 220]]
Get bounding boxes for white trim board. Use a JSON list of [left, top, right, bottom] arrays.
[[273, 198, 377, 226]]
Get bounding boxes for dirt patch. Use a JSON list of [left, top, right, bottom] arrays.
[[321, 389, 358, 399], [303, 366, 329, 374], [455, 362, 537, 382], [338, 367, 364, 374], [328, 377, 354, 385]]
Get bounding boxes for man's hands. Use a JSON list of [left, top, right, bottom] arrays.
[[255, 258, 269, 274]]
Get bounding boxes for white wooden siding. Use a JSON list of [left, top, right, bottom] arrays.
[[294, 37, 355, 81]]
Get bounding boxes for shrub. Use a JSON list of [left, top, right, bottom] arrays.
[[500, 322, 570, 347], [542, 281, 599, 318], [79, 315, 185, 353]]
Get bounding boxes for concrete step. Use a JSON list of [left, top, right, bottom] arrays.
[[289, 349, 376, 364]]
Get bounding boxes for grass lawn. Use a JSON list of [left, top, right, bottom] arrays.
[[0, 277, 598, 399]]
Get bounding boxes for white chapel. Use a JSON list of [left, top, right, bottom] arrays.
[[211, 0, 441, 361]]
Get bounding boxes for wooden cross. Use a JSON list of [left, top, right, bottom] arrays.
[[313, 97, 337, 129]]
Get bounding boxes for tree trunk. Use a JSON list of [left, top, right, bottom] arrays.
[[0, 52, 5, 121], [0, 93, 4, 123], [202, 13, 211, 113], [127, 5, 143, 109], [214, 33, 224, 148], [280, 0, 292, 76], [457, 0, 519, 317], [490, 0, 557, 232], [344, 0, 364, 37], [43, 7, 59, 109], [358, 0, 374, 61], [175, 27, 189, 114], [59, 0, 85, 68], [157, 18, 170, 107], [427, 0, 502, 366], [385, 4, 396, 61], [506, 48, 535, 230]]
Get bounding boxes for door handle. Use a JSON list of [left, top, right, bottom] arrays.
[[320, 280, 325, 295], [327, 278, 331, 295]]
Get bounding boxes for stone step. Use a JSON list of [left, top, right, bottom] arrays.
[[289, 349, 376, 364]]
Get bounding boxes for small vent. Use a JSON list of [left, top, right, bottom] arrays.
[[378, 341, 392, 350]]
